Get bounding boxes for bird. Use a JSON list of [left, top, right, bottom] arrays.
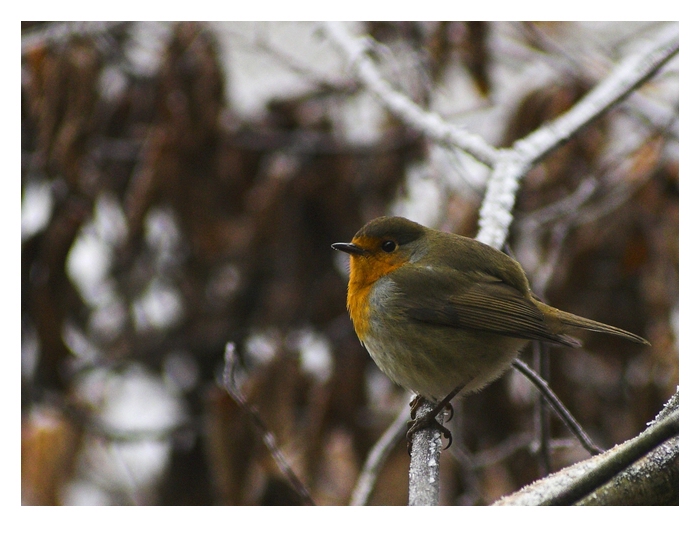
[[332, 216, 649, 447]]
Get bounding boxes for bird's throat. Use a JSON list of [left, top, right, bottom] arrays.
[[347, 254, 402, 341]]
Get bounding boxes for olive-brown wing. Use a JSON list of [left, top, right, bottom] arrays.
[[392, 265, 579, 347]]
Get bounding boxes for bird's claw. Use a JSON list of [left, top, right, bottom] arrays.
[[406, 415, 453, 453]]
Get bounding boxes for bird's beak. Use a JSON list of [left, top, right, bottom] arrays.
[[331, 242, 365, 255]]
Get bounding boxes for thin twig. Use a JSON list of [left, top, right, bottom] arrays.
[[221, 342, 315, 506], [530, 220, 573, 302], [521, 176, 599, 231], [322, 22, 499, 167], [518, 22, 679, 139], [532, 343, 552, 475], [512, 358, 603, 456], [512, 24, 678, 169], [452, 432, 532, 471], [451, 432, 585, 474], [350, 399, 411, 506]]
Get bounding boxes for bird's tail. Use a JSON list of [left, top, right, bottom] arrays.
[[551, 307, 650, 346]]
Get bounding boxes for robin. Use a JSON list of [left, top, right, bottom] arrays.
[[332, 216, 649, 447]]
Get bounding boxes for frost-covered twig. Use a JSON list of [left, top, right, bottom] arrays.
[[323, 22, 499, 168], [407, 400, 445, 506], [476, 23, 678, 248], [514, 25, 678, 169]]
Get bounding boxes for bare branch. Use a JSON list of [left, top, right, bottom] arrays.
[[512, 359, 603, 456], [350, 399, 411, 506], [521, 176, 598, 231], [220, 342, 315, 506], [476, 23, 678, 249], [454, 432, 532, 470], [516, 24, 678, 169], [322, 22, 499, 167]]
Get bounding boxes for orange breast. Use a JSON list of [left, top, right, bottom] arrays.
[[347, 274, 373, 341], [346, 237, 408, 341]]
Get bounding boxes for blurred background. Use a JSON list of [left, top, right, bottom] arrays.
[[21, 21, 678, 505]]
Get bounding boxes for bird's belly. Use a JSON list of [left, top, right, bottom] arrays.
[[363, 321, 526, 402]]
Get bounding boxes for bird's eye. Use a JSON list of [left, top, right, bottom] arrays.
[[381, 240, 397, 252]]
